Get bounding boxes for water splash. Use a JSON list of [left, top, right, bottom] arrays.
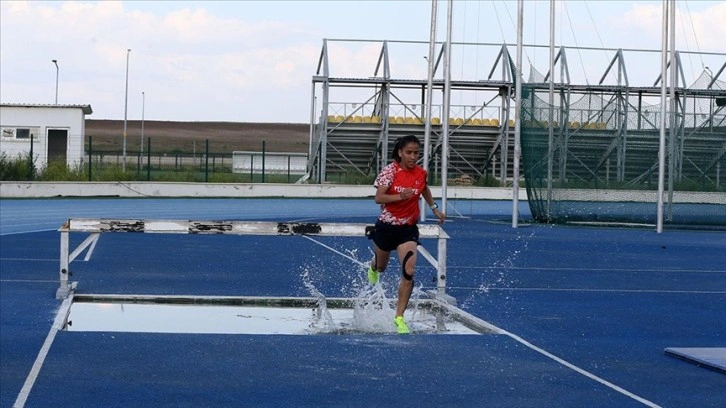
[[352, 283, 396, 333], [301, 265, 335, 330]]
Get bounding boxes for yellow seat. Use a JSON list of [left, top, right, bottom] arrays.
[[508, 119, 515, 128], [395, 116, 405, 124], [405, 117, 415, 124], [431, 117, 441, 125], [454, 118, 464, 125], [571, 121, 580, 128], [371, 116, 381, 123], [490, 118, 500, 127], [352, 116, 363, 123], [472, 118, 482, 126], [334, 115, 344, 123], [328, 115, 337, 123], [413, 117, 423, 125]]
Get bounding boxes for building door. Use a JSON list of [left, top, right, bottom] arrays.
[[47, 129, 68, 164]]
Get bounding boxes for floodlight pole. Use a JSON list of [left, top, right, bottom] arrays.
[[422, 0, 437, 222], [123, 48, 131, 172], [52, 59, 59, 105], [140, 91, 145, 158], [512, 0, 523, 228], [440, 0, 453, 214]]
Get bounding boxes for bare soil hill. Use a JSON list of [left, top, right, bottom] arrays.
[[85, 119, 309, 154]]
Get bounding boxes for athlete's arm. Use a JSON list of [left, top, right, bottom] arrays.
[[422, 186, 446, 223], [374, 185, 412, 204]]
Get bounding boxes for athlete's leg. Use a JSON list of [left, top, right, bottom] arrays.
[[368, 243, 390, 284], [394, 240, 417, 317]]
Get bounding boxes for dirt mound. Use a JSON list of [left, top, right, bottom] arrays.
[[85, 119, 309, 153]]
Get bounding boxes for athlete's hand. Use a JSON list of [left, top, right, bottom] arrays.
[[433, 208, 446, 224], [400, 188, 414, 200]]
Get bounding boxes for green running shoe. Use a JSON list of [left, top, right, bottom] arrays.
[[367, 266, 380, 285], [393, 316, 410, 334]]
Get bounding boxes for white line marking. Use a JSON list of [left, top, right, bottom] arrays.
[[0, 229, 56, 237], [300, 235, 366, 267], [453, 266, 726, 273], [0, 258, 57, 262], [501, 330, 662, 407], [13, 296, 73, 408], [447, 286, 726, 294], [84, 234, 100, 261], [0, 279, 58, 283]]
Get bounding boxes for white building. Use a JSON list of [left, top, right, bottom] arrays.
[[0, 104, 93, 169]]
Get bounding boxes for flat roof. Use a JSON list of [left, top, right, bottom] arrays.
[[1, 103, 93, 115]]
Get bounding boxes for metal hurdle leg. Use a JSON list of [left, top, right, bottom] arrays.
[[57, 223, 72, 299], [57, 221, 98, 299], [437, 233, 447, 296]]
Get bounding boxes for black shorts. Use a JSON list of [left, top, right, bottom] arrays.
[[370, 220, 419, 252]]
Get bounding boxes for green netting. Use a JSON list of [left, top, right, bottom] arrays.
[[520, 71, 726, 228]]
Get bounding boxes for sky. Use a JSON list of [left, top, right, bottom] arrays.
[[1, 0, 724, 124]]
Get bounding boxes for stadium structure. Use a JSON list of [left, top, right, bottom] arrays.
[[304, 38, 725, 228]]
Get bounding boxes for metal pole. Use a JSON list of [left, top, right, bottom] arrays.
[[122, 48, 131, 172], [656, 0, 668, 233], [546, 0, 555, 221], [52, 60, 59, 105], [512, 0, 524, 228], [667, 0, 676, 222], [422, 0, 438, 222], [441, 0, 453, 214], [141, 91, 145, 159]]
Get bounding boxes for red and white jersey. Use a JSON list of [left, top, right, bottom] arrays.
[[374, 161, 428, 225]]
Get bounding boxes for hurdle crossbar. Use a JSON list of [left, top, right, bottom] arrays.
[[57, 219, 449, 299]]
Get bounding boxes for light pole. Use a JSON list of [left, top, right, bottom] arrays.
[[140, 91, 145, 158], [122, 48, 131, 171], [52, 59, 59, 105]]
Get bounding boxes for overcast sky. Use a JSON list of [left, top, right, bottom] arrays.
[[1, 1, 724, 123]]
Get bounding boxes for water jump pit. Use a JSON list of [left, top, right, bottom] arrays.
[[63, 291, 499, 336]]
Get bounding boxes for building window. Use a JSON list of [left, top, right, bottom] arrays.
[[0, 127, 39, 140]]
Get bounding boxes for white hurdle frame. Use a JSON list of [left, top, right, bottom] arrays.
[[57, 219, 449, 299]]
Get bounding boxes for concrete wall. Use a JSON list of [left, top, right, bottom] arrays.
[[0, 105, 87, 168], [0, 182, 525, 200]]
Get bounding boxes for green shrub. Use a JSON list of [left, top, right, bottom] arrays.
[[0, 152, 35, 181], [37, 159, 86, 181]]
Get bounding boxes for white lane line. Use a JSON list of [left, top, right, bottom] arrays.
[[446, 286, 726, 294], [0, 258, 57, 262], [13, 296, 73, 408], [0, 279, 58, 283], [452, 266, 726, 273], [300, 235, 366, 267], [501, 330, 662, 407], [0, 229, 56, 237], [84, 234, 100, 261]]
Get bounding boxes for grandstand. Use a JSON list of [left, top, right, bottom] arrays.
[[308, 39, 726, 225], [305, 39, 725, 227]]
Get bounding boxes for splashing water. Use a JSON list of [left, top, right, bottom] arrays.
[[299, 250, 444, 334], [301, 266, 335, 330], [352, 283, 396, 333]]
